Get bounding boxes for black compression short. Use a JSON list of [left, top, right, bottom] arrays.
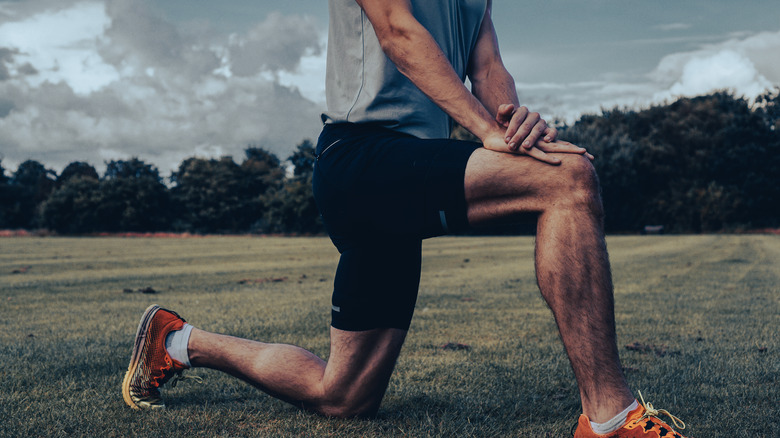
[[313, 122, 480, 331]]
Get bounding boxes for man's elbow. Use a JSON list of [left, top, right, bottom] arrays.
[[374, 14, 422, 54], [469, 61, 512, 88]]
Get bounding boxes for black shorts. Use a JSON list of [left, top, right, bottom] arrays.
[[313, 122, 480, 331]]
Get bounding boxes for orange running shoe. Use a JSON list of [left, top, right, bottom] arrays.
[[573, 392, 689, 437], [122, 304, 199, 410]]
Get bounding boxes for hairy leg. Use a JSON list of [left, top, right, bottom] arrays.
[[464, 148, 634, 422], [188, 326, 407, 417]]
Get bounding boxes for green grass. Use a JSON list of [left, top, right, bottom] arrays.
[[0, 235, 777, 437]]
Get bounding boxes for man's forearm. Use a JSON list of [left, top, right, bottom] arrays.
[[359, 0, 586, 162], [471, 61, 520, 120], [373, 15, 502, 141]]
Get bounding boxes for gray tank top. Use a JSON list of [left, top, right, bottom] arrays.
[[321, 0, 487, 139]]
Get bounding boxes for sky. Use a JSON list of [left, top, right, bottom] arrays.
[[0, 0, 778, 175]]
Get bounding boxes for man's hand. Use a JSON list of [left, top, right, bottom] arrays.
[[482, 132, 594, 165], [496, 104, 559, 152]]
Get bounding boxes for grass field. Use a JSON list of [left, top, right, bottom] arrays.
[[0, 235, 777, 437]]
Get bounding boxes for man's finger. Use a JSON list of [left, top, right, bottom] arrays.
[[519, 117, 547, 150], [504, 106, 529, 149], [525, 146, 561, 165], [536, 140, 588, 154], [495, 104, 515, 127], [497, 104, 514, 118], [543, 126, 558, 142], [508, 109, 540, 150]]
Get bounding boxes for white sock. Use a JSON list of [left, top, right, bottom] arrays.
[[590, 400, 639, 434], [164, 323, 194, 368]]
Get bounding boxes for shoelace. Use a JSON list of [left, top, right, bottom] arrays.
[[169, 371, 204, 388], [634, 390, 686, 430]]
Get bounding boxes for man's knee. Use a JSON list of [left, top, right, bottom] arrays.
[[464, 149, 604, 224], [558, 154, 598, 188], [555, 155, 603, 214], [318, 396, 381, 418]]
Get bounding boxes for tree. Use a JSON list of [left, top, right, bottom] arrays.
[[104, 158, 161, 181], [755, 87, 780, 132], [0, 159, 11, 228], [0, 159, 7, 185], [288, 139, 316, 177], [261, 140, 323, 234], [171, 148, 284, 233], [57, 161, 98, 187], [40, 176, 103, 234], [96, 158, 171, 232], [3, 160, 56, 229], [561, 91, 780, 232], [41, 160, 102, 233], [262, 177, 322, 234], [171, 157, 245, 232], [242, 146, 285, 195]]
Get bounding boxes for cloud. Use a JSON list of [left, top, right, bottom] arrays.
[[0, 0, 326, 174], [721, 30, 780, 83], [98, 0, 221, 81], [653, 50, 772, 102], [650, 31, 780, 103], [0, 1, 116, 94], [514, 30, 780, 123], [0, 47, 17, 80], [654, 22, 692, 32], [274, 34, 328, 104], [228, 12, 322, 77]]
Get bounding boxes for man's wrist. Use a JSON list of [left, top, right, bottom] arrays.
[[471, 119, 504, 144]]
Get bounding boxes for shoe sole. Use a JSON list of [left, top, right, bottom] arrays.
[[121, 304, 161, 410]]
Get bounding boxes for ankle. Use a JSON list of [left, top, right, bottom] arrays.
[[185, 327, 210, 366], [165, 323, 194, 367], [582, 390, 636, 423], [589, 399, 638, 434]]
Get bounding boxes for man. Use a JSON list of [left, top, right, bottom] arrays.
[[122, 1, 690, 436]]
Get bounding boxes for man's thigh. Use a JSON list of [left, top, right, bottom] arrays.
[[464, 147, 598, 226]]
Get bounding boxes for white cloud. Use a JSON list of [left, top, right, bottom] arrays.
[[514, 30, 780, 123], [0, 0, 326, 174], [720, 31, 780, 83], [654, 49, 772, 102], [649, 31, 780, 104], [275, 35, 328, 104], [0, 1, 118, 94]]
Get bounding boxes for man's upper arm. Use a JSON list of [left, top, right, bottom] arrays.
[[467, 0, 504, 84]]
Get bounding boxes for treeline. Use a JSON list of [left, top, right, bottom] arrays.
[[0, 141, 322, 235], [1, 90, 778, 235], [560, 90, 779, 232]]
